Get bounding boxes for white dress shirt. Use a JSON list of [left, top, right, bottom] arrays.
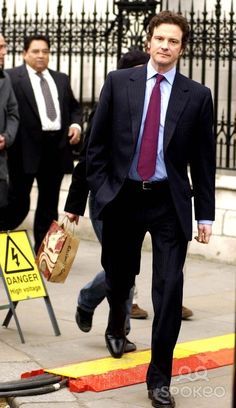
[[128, 61, 176, 181], [26, 64, 61, 131]]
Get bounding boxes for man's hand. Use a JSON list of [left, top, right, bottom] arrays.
[[0, 134, 6, 150], [68, 127, 81, 145], [194, 223, 212, 244], [65, 212, 80, 225]]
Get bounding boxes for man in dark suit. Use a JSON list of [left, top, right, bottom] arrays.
[[86, 11, 215, 408], [0, 34, 19, 216], [3, 35, 81, 252]]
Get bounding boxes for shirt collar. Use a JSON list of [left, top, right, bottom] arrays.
[[147, 60, 176, 85], [26, 63, 49, 76]]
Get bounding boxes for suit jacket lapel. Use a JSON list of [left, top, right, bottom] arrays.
[[164, 72, 190, 151], [0, 68, 6, 91], [18, 65, 40, 118], [127, 65, 147, 143]]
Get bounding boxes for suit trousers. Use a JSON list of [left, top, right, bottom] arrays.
[[78, 192, 134, 335], [2, 131, 64, 253], [101, 179, 188, 389]]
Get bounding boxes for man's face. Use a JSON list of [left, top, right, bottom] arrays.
[[0, 35, 7, 68], [23, 40, 50, 72], [147, 23, 183, 73]]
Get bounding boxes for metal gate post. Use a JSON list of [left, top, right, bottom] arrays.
[[113, 0, 162, 61]]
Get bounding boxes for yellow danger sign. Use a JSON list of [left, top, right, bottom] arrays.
[[0, 230, 46, 301]]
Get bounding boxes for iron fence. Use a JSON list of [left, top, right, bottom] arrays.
[[0, 0, 235, 169]]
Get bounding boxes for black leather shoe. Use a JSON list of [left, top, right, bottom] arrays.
[[105, 333, 126, 358], [124, 338, 136, 353], [75, 306, 93, 332], [148, 388, 175, 408]]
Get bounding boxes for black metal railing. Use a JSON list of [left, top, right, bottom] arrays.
[[0, 0, 235, 169]]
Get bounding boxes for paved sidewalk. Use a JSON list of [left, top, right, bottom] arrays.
[[0, 237, 235, 408]]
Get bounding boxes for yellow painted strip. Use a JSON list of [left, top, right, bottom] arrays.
[[46, 333, 234, 378], [48, 350, 151, 378], [174, 333, 235, 358]]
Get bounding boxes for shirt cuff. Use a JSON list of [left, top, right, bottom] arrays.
[[70, 123, 81, 132], [198, 220, 213, 225]]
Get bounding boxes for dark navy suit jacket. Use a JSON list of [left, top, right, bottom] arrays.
[[87, 64, 216, 240], [6, 64, 80, 174]]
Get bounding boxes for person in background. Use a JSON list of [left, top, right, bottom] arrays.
[[0, 34, 19, 225], [1, 34, 81, 252], [65, 50, 151, 354], [130, 285, 148, 319], [86, 10, 215, 408]]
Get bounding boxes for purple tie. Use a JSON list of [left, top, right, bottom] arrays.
[[137, 74, 164, 180]]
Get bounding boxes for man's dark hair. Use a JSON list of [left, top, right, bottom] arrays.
[[147, 10, 190, 51], [24, 35, 51, 51], [117, 49, 149, 70]]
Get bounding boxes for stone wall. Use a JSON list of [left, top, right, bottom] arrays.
[[58, 173, 236, 265], [189, 174, 236, 265], [22, 173, 236, 265]]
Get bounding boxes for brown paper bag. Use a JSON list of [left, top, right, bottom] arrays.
[[35, 219, 79, 283]]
